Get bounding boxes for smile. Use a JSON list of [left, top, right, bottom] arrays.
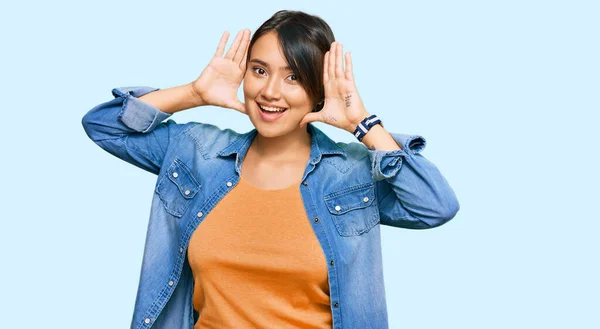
[[257, 103, 287, 112], [256, 102, 288, 122]]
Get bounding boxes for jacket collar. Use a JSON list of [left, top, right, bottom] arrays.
[[217, 123, 345, 165]]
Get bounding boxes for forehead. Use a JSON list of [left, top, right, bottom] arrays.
[[250, 31, 290, 70]]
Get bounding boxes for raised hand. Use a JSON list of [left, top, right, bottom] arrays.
[[299, 42, 370, 133], [191, 29, 251, 114]]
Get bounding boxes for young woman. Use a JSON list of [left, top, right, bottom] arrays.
[[82, 10, 459, 329]]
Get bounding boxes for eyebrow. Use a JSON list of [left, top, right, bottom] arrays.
[[249, 58, 292, 71]]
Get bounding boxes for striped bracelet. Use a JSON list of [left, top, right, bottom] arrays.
[[353, 114, 383, 142]]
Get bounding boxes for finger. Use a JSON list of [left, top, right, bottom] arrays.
[[299, 112, 323, 128], [328, 42, 336, 80], [344, 52, 353, 81], [239, 37, 251, 70], [323, 51, 330, 82], [239, 30, 251, 70], [214, 31, 230, 58], [224, 30, 244, 60], [335, 43, 344, 78], [234, 29, 250, 65]]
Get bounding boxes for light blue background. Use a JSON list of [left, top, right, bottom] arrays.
[[1, 0, 598, 328]]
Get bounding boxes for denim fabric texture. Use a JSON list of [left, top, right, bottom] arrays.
[[81, 86, 460, 329]]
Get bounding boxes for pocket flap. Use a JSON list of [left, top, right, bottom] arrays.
[[165, 158, 200, 199], [324, 183, 375, 215]]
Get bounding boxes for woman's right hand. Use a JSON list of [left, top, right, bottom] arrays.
[[191, 29, 251, 114]]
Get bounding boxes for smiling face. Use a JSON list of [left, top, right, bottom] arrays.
[[243, 31, 314, 138]]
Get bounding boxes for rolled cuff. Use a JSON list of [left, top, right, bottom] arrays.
[[368, 133, 426, 181], [111, 86, 171, 133]]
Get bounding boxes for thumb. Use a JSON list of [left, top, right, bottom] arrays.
[[228, 100, 246, 114], [299, 112, 322, 128], [235, 101, 247, 114]]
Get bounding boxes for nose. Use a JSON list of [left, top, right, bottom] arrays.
[[260, 76, 281, 101]]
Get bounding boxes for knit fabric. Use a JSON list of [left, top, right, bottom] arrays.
[[188, 175, 332, 328]]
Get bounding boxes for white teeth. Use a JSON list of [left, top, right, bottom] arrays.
[[259, 104, 286, 112]]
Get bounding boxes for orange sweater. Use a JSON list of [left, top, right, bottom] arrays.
[[187, 175, 332, 328]]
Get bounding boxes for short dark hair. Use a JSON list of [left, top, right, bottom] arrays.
[[247, 10, 335, 112]]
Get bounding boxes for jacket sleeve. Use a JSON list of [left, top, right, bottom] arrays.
[[81, 86, 188, 175], [369, 133, 460, 229]]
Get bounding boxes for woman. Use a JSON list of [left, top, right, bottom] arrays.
[[82, 10, 459, 329]]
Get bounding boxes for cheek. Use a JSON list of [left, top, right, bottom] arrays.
[[284, 87, 310, 107], [243, 76, 260, 97]]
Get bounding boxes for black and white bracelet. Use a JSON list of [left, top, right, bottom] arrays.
[[353, 114, 383, 141]]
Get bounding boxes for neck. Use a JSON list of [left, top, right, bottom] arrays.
[[251, 126, 312, 163]]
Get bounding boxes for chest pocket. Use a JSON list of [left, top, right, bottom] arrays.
[[155, 158, 201, 218], [324, 182, 380, 236]]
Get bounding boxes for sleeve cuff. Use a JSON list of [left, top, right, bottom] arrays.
[[368, 134, 427, 181], [390, 133, 426, 155], [111, 86, 172, 133]]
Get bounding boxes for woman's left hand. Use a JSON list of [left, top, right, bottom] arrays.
[[299, 42, 370, 133]]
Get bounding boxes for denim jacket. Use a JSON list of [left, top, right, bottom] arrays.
[[81, 86, 460, 329]]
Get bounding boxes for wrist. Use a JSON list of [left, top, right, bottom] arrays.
[[188, 82, 207, 107], [347, 112, 371, 133], [352, 114, 383, 142]]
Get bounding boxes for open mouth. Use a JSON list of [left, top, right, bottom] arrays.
[[256, 102, 288, 122], [257, 102, 288, 113]]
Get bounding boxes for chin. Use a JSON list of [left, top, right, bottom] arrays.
[[253, 124, 291, 138], [247, 107, 293, 138]]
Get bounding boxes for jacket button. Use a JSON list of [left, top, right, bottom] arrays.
[[185, 189, 190, 195], [313, 217, 319, 223], [330, 260, 334, 266], [172, 172, 178, 178], [144, 318, 151, 324], [226, 182, 233, 187], [363, 197, 369, 202], [335, 205, 341, 211], [333, 302, 339, 308], [168, 280, 174, 286], [302, 181, 308, 186], [180, 247, 184, 253], [197, 212, 203, 218]]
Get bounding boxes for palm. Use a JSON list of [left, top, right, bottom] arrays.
[[195, 58, 245, 111], [191, 29, 251, 114]]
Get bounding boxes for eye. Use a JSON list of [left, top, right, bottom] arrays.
[[252, 67, 266, 76], [288, 74, 298, 81]]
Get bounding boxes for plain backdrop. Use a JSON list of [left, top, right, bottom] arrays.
[[1, 1, 598, 328]]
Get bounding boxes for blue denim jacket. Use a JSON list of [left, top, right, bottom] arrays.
[[81, 86, 459, 329]]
